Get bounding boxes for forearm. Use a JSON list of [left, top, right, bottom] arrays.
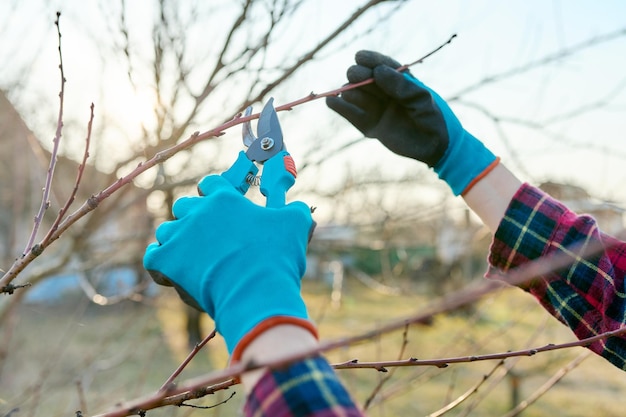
[[484, 182, 626, 370], [241, 326, 365, 416], [461, 162, 626, 369], [239, 325, 318, 392], [462, 163, 522, 232]]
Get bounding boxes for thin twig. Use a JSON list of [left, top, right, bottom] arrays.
[[363, 324, 410, 409], [22, 11, 66, 257], [239, 0, 415, 113], [159, 330, 217, 392], [447, 27, 626, 101], [500, 351, 591, 417], [401, 33, 457, 70], [0, 282, 32, 295], [427, 360, 505, 417], [178, 391, 236, 409], [274, 33, 458, 112], [330, 327, 621, 370], [41, 103, 94, 246], [457, 315, 551, 416], [157, 378, 237, 407], [91, 277, 626, 417], [0, 34, 456, 289], [76, 379, 88, 415]]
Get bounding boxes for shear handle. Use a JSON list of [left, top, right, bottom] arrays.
[[260, 150, 296, 208], [221, 151, 258, 195]]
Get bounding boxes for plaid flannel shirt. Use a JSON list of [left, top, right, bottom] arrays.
[[244, 355, 365, 417], [243, 183, 626, 417], [488, 183, 626, 370]]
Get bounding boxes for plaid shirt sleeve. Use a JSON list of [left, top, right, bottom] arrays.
[[244, 356, 365, 417], [487, 183, 626, 370]]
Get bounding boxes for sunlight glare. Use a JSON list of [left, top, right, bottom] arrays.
[[115, 86, 158, 133]]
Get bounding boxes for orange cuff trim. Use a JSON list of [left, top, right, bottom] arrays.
[[231, 316, 318, 364], [461, 157, 501, 196]]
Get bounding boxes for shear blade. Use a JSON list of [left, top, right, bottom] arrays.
[[242, 106, 255, 148], [241, 97, 284, 163], [257, 97, 278, 140]]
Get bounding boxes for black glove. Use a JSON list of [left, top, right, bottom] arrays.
[[326, 50, 497, 195], [326, 50, 448, 167]]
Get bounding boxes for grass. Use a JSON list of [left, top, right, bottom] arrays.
[[1, 278, 625, 416]]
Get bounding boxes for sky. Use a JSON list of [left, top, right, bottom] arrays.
[[1, 0, 626, 217]]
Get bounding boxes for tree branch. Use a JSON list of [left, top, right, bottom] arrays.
[[0, 36, 453, 289], [41, 102, 94, 247], [501, 351, 591, 417], [447, 27, 626, 102], [90, 239, 626, 416], [159, 330, 217, 392], [22, 12, 66, 257], [427, 360, 505, 417]]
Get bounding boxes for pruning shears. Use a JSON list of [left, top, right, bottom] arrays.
[[222, 97, 297, 208]]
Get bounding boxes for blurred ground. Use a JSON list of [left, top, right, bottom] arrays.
[[1, 279, 625, 416]]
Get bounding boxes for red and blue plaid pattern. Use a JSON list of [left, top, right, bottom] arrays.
[[244, 356, 364, 416], [488, 184, 626, 370], [242, 183, 626, 417]]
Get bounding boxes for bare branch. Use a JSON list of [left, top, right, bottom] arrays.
[[195, 0, 254, 106], [41, 103, 94, 246], [90, 240, 626, 416], [242, 0, 420, 113], [274, 33, 457, 112], [159, 330, 217, 392], [22, 12, 66, 257], [458, 316, 552, 415], [427, 360, 505, 417], [363, 324, 410, 409], [501, 351, 591, 417], [0, 37, 451, 289], [330, 330, 619, 371], [0, 282, 31, 295], [447, 27, 626, 102]]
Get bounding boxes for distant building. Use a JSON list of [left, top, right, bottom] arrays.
[[0, 89, 153, 302]]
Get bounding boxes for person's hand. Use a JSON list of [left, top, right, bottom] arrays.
[[143, 175, 317, 360], [326, 50, 499, 195]]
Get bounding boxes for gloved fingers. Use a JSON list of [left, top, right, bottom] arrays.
[[154, 220, 177, 245], [283, 200, 314, 227], [345, 66, 390, 102], [281, 200, 317, 244], [197, 174, 237, 197], [326, 95, 376, 134], [372, 65, 430, 103], [347, 64, 373, 84], [351, 50, 425, 99], [171, 284, 205, 311], [355, 50, 402, 70], [143, 242, 169, 282], [145, 269, 203, 313], [340, 88, 384, 115], [146, 268, 174, 287], [171, 196, 200, 219], [143, 241, 160, 261]]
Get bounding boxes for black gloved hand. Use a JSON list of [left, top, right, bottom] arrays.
[[326, 50, 448, 167], [326, 50, 497, 196]]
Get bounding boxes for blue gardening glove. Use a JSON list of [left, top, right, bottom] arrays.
[[326, 50, 498, 195], [143, 175, 316, 360]]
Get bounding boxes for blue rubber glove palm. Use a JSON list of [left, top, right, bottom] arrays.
[[143, 175, 316, 359], [326, 50, 498, 195]]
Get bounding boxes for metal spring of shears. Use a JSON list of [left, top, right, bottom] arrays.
[[245, 172, 261, 186]]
